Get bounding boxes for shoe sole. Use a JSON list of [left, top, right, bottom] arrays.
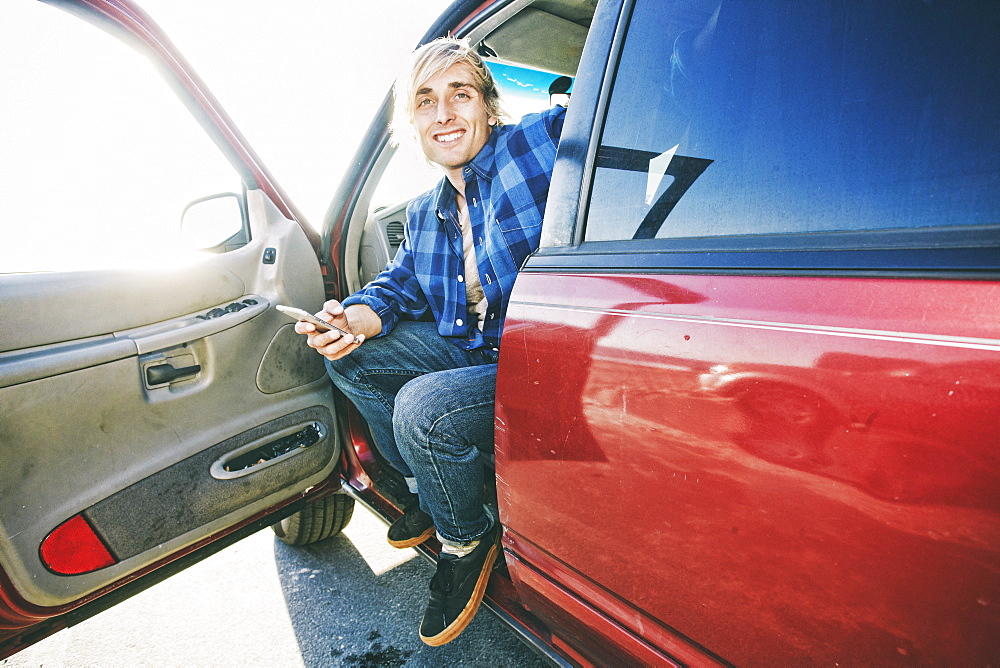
[[419, 541, 499, 647], [386, 524, 436, 549]]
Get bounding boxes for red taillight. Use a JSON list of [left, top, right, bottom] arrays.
[[40, 514, 117, 575]]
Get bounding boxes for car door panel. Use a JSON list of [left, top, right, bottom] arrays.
[[487, 0, 1000, 661], [497, 272, 1000, 665], [0, 265, 245, 355], [0, 190, 334, 609]]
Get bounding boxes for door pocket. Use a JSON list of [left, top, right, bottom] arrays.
[[78, 407, 334, 564], [211, 420, 327, 479]]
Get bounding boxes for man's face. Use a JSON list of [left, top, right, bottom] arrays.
[[412, 62, 496, 180]]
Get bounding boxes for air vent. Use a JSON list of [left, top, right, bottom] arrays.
[[385, 221, 405, 251]]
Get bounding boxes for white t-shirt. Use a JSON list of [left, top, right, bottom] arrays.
[[458, 203, 488, 331]]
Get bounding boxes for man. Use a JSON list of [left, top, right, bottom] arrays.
[[298, 37, 564, 645]]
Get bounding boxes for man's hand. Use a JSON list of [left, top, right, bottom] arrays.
[[296, 300, 379, 361]]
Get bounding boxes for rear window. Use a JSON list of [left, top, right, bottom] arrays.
[[585, 0, 1000, 243]]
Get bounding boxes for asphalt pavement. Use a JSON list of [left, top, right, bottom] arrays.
[[3, 503, 550, 667]]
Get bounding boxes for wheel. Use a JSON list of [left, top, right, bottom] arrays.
[[271, 493, 355, 545]]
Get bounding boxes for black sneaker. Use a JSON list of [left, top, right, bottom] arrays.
[[419, 521, 500, 646], [386, 501, 435, 549]]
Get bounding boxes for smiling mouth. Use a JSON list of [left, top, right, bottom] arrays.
[[434, 129, 465, 143]]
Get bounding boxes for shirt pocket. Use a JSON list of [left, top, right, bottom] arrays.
[[494, 197, 545, 269]]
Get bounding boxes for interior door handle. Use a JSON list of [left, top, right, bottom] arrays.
[[146, 363, 201, 385]]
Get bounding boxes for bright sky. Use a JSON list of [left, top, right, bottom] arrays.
[[135, 0, 454, 225], [0, 1, 451, 272]]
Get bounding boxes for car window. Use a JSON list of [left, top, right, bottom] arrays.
[[0, 2, 240, 273], [585, 0, 1000, 243], [490, 61, 571, 122]]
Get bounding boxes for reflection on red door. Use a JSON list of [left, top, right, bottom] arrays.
[[496, 272, 1000, 666]]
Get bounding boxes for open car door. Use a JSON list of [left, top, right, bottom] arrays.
[[0, 0, 342, 654]]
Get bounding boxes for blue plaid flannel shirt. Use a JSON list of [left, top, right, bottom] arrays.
[[343, 106, 566, 351]]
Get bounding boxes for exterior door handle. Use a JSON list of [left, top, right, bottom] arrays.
[[146, 363, 201, 385]]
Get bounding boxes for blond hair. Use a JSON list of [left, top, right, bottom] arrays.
[[390, 37, 507, 146]]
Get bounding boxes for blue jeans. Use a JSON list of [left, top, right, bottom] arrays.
[[325, 321, 497, 544]]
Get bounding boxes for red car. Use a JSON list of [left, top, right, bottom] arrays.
[[1, 0, 998, 665]]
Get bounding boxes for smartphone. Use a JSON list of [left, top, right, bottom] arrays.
[[275, 304, 351, 338]]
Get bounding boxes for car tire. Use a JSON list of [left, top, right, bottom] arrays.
[[271, 493, 355, 545]]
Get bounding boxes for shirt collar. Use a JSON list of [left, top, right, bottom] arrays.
[[466, 126, 499, 183], [433, 127, 501, 220]]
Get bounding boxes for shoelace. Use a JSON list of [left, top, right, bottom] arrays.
[[431, 556, 458, 595]]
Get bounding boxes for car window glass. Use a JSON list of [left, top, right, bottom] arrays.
[[585, 0, 1000, 242], [490, 61, 572, 122], [0, 2, 240, 273]]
